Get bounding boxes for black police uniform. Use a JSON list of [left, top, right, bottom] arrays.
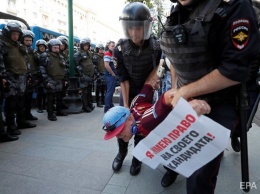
[[24, 47, 39, 120], [40, 51, 68, 121], [74, 49, 95, 112], [113, 36, 161, 175], [0, 33, 36, 135], [93, 53, 106, 107], [35, 50, 47, 113], [160, 0, 260, 193]]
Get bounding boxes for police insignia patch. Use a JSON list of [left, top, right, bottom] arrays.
[[231, 18, 250, 50]]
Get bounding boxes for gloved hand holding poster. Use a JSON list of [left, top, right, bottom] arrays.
[[131, 98, 230, 178]]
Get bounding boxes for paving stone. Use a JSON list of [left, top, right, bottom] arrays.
[[0, 107, 259, 194], [19, 144, 91, 163]]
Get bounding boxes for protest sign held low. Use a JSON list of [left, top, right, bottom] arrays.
[[131, 98, 230, 177]]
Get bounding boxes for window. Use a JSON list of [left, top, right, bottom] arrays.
[[33, 12, 37, 19], [8, 0, 16, 9]]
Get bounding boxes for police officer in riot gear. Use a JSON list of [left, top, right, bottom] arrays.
[[57, 35, 69, 60], [93, 44, 106, 107], [57, 35, 69, 109], [113, 2, 167, 180], [35, 39, 48, 113], [21, 29, 39, 121], [0, 24, 19, 142], [0, 22, 36, 136], [74, 38, 95, 112], [39, 39, 68, 121]]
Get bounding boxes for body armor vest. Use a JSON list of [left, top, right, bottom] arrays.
[[60, 50, 69, 61], [80, 51, 94, 76], [160, 0, 223, 88], [120, 36, 160, 91], [46, 53, 66, 80], [0, 37, 27, 74], [27, 49, 39, 74], [94, 54, 105, 74]]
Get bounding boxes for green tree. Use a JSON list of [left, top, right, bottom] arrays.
[[152, 0, 165, 38]]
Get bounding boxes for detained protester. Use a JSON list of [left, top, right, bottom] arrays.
[[102, 69, 210, 186]]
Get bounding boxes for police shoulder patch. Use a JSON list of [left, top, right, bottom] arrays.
[[231, 18, 250, 50]]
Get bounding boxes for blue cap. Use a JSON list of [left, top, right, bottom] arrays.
[[102, 106, 130, 140]]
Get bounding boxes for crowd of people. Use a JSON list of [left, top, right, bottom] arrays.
[[0, 0, 260, 193], [0, 21, 116, 142]]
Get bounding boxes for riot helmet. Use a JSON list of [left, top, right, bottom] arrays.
[[95, 43, 104, 53], [119, 2, 152, 40], [57, 35, 69, 46], [21, 30, 35, 43], [2, 21, 23, 39], [80, 38, 91, 49], [48, 38, 62, 51], [36, 39, 47, 48], [36, 39, 47, 52]]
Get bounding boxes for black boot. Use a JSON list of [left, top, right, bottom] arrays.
[[56, 111, 68, 116], [161, 169, 179, 187], [36, 87, 44, 113], [231, 136, 241, 152], [47, 94, 57, 121], [16, 95, 37, 129], [82, 90, 92, 113], [17, 120, 36, 129], [24, 92, 37, 120], [36, 108, 44, 113], [82, 106, 92, 113], [101, 85, 105, 105], [7, 124, 21, 135], [88, 103, 95, 111], [56, 92, 68, 116], [25, 114, 38, 120], [96, 95, 103, 108], [97, 102, 103, 108], [129, 135, 144, 175], [5, 97, 21, 135], [87, 85, 95, 111], [130, 157, 142, 176], [96, 88, 103, 108], [0, 133, 19, 142], [112, 138, 128, 172]]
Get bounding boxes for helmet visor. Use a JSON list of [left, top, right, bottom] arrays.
[[121, 20, 152, 40]]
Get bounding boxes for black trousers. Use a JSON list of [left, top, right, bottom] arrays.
[[187, 101, 237, 194]]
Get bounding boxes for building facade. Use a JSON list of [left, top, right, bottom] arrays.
[[0, 0, 122, 44]]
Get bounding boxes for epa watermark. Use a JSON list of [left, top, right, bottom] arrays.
[[240, 182, 258, 190]]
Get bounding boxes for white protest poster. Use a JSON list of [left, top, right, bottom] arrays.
[[131, 98, 230, 177]]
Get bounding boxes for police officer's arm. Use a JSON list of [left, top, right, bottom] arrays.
[[171, 70, 239, 106], [170, 64, 176, 89], [120, 81, 130, 108], [171, 1, 260, 107], [114, 44, 130, 107], [0, 43, 7, 88]]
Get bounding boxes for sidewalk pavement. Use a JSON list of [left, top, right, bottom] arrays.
[[0, 105, 259, 194]]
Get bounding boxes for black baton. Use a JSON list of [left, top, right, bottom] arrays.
[[239, 83, 250, 193]]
